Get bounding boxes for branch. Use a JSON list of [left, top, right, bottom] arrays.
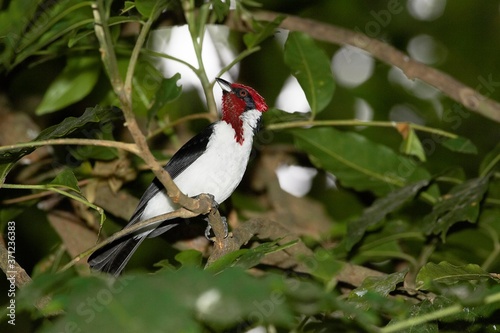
[[206, 217, 385, 287], [231, 10, 500, 124], [0, 138, 140, 155], [60, 207, 200, 272], [0, 235, 53, 310], [91, 1, 212, 215]]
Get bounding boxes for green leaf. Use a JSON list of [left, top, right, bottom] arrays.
[[416, 262, 490, 290], [284, 31, 335, 115], [175, 249, 203, 267], [1, 1, 93, 70], [440, 136, 478, 154], [204, 249, 248, 274], [206, 240, 298, 273], [122, 1, 136, 14], [148, 73, 182, 121], [49, 169, 81, 192], [479, 142, 500, 176], [243, 15, 286, 49], [345, 180, 429, 250], [0, 106, 122, 164], [350, 270, 407, 299], [422, 176, 489, 240], [36, 56, 101, 114], [211, 0, 231, 21], [400, 128, 426, 162], [135, 0, 169, 18], [235, 239, 298, 270], [292, 127, 431, 196], [299, 249, 343, 283]]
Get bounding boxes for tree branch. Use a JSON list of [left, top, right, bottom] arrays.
[[0, 236, 53, 310], [91, 1, 212, 215], [0, 138, 140, 155], [206, 217, 385, 287], [233, 10, 500, 124]]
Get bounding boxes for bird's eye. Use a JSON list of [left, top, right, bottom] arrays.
[[238, 89, 248, 98]]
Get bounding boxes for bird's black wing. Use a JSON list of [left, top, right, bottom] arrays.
[[126, 122, 216, 227], [88, 123, 217, 276]]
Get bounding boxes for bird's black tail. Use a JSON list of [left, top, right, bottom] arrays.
[[88, 222, 180, 276], [87, 236, 146, 277]]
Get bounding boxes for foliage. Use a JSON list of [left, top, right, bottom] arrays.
[[1, 1, 500, 332]]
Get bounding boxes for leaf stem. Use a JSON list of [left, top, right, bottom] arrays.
[[267, 119, 458, 139], [147, 112, 215, 140], [2, 183, 104, 220], [0, 138, 139, 155], [182, 0, 217, 116], [382, 290, 500, 332]]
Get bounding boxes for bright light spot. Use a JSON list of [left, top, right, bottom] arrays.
[[389, 104, 425, 125], [407, 34, 447, 65], [332, 46, 374, 88], [325, 173, 337, 189], [208, 0, 236, 10], [246, 327, 267, 333], [388, 67, 440, 100], [149, 25, 239, 109], [354, 98, 374, 123], [407, 0, 447, 21], [275, 76, 310, 113], [196, 289, 221, 314], [354, 289, 368, 297], [274, 28, 289, 48], [276, 165, 318, 197]]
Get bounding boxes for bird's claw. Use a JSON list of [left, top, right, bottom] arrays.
[[193, 193, 219, 212], [204, 216, 228, 240]]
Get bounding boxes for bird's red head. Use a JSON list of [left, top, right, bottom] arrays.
[[217, 78, 268, 144]]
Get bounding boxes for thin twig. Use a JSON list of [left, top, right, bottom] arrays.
[[147, 112, 216, 140], [0, 138, 140, 155], [267, 119, 458, 138], [60, 208, 199, 272]]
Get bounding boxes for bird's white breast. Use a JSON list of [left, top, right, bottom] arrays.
[[142, 109, 261, 220]]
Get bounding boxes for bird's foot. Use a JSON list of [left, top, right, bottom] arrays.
[[204, 216, 228, 240]]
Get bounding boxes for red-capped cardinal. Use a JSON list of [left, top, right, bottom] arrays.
[[88, 78, 268, 276]]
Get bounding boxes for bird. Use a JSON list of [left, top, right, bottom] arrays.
[[88, 78, 268, 276]]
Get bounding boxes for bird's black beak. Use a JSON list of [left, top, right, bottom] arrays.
[[216, 77, 232, 93]]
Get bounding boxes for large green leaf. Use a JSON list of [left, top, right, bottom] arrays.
[[422, 176, 489, 240], [36, 55, 101, 114], [346, 180, 429, 250], [416, 262, 491, 290], [284, 32, 335, 116], [292, 127, 432, 196]]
